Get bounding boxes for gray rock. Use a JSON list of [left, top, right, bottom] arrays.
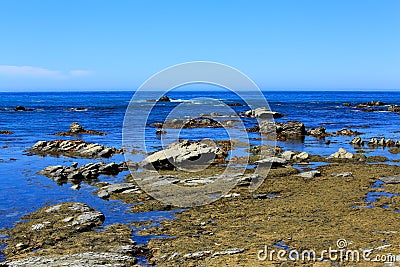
[[331, 172, 353, 177], [328, 148, 354, 159], [183, 250, 212, 259], [72, 211, 105, 227], [281, 151, 295, 160], [297, 170, 321, 179], [141, 140, 218, 170], [380, 175, 400, 184], [213, 248, 245, 257], [255, 156, 287, 167], [293, 151, 309, 161]]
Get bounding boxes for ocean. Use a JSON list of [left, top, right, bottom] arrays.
[[1, 90, 400, 262]]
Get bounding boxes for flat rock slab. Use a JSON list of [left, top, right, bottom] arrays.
[[381, 175, 400, 184], [30, 140, 122, 158]]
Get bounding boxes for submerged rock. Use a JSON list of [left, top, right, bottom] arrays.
[[30, 140, 122, 158]]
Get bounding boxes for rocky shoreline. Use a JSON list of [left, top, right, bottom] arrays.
[[2, 98, 400, 266]]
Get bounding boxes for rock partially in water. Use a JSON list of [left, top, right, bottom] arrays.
[[255, 156, 287, 167], [259, 120, 306, 140], [30, 140, 122, 158], [3, 203, 138, 266], [153, 117, 228, 129], [55, 122, 106, 136], [157, 95, 171, 102], [14, 106, 26, 111], [333, 128, 360, 136], [307, 126, 329, 138], [40, 161, 131, 184], [380, 175, 400, 184], [0, 130, 14, 135], [243, 108, 283, 119], [388, 105, 400, 112], [350, 136, 363, 146]]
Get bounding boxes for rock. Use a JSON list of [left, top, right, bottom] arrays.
[[350, 136, 363, 146], [156, 129, 167, 135], [388, 105, 400, 112], [97, 183, 139, 199], [297, 170, 321, 179], [41, 162, 130, 184], [70, 122, 85, 133], [14, 106, 26, 111], [255, 157, 287, 167], [30, 140, 121, 158], [183, 250, 212, 259], [259, 120, 306, 139], [72, 211, 105, 229], [281, 151, 296, 160], [0, 130, 14, 135], [328, 148, 354, 159], [293, 152, 309, 161], [389, 147, 400, 154], [212, 248, 245, 257], [223, 193, 241, 198], [331, 172, 353, 177], [368, 138, 378, 146], [380, 175, 400, 184], [157, 95, 171, 102], [253, 194, 270, 199], [243, 108, 283, 119], [307, 126, 328, 137], [141, 140, 221, 170], [154, 117, 224, 129], [333, 128, 359, 136]]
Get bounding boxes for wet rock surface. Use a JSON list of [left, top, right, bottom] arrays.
[[152, 117, 233, 129], [29, 140, 122, 158], [40, 162, 132, 184], [55, 122, 106, 136]]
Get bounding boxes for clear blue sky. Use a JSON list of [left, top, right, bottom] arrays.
[[0, 0, 399, 91]]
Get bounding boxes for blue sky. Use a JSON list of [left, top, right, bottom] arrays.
[[0, 0, 399, 91]]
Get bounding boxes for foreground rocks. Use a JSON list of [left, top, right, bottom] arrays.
[[55, 122, 106, 136], [40, 162, 133, 184], [2, 202, 138, 266], [141, 140, 228, 170], [29, 140, 122, 158]]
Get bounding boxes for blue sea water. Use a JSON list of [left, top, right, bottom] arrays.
[[0, 89, 400, 261]]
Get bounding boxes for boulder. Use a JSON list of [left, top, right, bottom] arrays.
[[70, 122, 85, 133], [350, 136, 363, 146], [259, 120, 305, 138], [297, 170, 321, 179], [14, 106, 26, 111], [388, 105, 400, 112], [141, 140, 220, 170], [328, 148, 354, 159], [307, 126, 327, 137], [333, 128, 359, 136], [281, 151, 296, 160], [243, 108, 283, 119], [255, 156, 287, 167], [157, 95, 171, 102], [293, 151, 309, 161]]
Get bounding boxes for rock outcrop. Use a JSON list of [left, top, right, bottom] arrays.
[[243, 108, 283, 119], [40, 162, 133, 184], [55, 122, 106, 136], [157, 95, 171, 102], [152, 117, 227, 129], [141, 140, 226, 170], [29, 140, 122, 158], [259, 121, 305, 140], [328, 148, 354, 159]]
